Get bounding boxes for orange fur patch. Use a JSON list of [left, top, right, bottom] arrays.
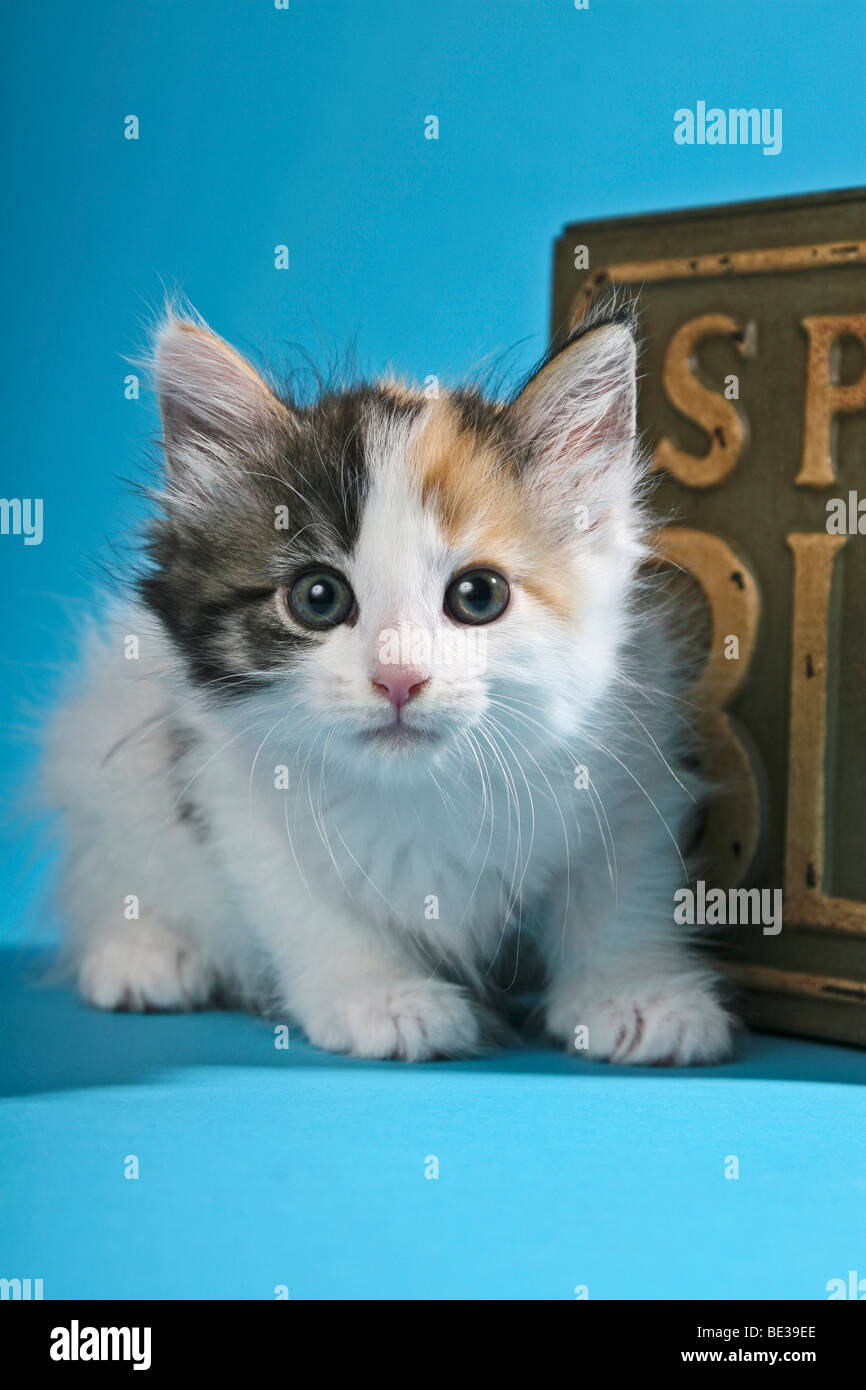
[[410, 397, 575, 620]]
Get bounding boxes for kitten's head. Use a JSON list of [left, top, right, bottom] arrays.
[[142, 309, 645, 781]]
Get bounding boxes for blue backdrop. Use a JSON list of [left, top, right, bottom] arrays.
[[2, 0, 865, 1301]]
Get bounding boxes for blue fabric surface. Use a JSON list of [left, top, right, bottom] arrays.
[[2, 950, 864, 1300]]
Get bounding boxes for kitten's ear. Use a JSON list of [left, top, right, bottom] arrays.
[[509, 318, 639, 539], [154, 318, 292, 474]]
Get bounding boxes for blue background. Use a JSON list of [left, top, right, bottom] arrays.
[[2, 0, 865, 1300]]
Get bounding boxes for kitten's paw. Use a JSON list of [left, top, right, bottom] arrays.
[[302, 978, 481, 1061], [547, 979, 734, 1066], [77, 920, 215, 1013]]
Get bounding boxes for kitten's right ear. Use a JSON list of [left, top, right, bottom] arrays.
[[154, 318, 293, 474]]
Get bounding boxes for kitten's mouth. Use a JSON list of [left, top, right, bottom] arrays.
[[358, 721, 442, 751]]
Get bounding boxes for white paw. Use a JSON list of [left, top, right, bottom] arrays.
[[77, 920, 215, 1013], [301, 978, 481, 1061], [548, 979, 734, 1066]]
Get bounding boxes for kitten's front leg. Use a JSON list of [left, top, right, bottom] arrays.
[[544, 874, 734, 1066], [267, 903, 481, 1061]]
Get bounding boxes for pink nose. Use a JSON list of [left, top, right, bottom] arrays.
[[371, 669, 429, 711]]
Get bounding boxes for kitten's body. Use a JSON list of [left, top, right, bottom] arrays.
[[45, 310, 734, 1064]]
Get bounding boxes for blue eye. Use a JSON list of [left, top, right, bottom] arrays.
[[288, 568, 355, 630], [444, 568, 510, 625]]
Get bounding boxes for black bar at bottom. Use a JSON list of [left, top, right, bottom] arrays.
[[1, 1298, 861, 1373]]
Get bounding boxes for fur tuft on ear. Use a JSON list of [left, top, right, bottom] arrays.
[[153, 317, 292, 483], [509, 312, 641, 547]]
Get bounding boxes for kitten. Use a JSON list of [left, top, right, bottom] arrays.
[[44, 306, 734, 1064]]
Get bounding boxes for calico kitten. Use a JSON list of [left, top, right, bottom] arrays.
[[44, 307, 734, 1064]]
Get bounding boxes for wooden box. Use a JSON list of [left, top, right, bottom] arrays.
[[551, 190, 866, 1046]]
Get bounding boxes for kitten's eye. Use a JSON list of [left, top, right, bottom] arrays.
[[287, 568, 355, 630], [444, 568, 510, 625]]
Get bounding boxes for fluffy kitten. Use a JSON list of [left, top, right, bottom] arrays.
[[44, 307, 734, 1064]]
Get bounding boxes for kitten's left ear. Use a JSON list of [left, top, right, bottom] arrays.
[[154, 317, 293, 477], [509, 318, 639, 536]]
